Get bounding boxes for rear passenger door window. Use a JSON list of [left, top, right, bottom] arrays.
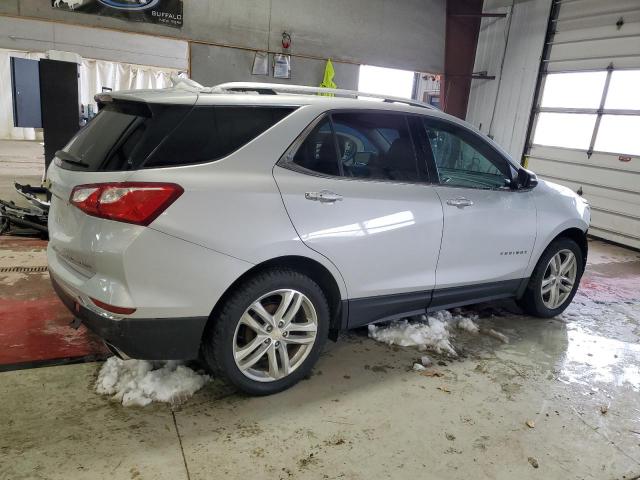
[[290, 112, 426, 183], [332, 112, 422, 182]]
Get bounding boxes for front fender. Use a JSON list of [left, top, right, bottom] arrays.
[[525, 180, 590, 276]]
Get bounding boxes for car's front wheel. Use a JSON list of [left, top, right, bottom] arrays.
[[518, 237, 584, 318], [202, 268, 329, 395]]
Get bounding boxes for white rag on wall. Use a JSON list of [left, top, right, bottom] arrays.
[[0, 48, 177, 141]]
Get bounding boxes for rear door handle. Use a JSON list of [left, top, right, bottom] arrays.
[[305, 190, 343, 203], [446, 197, 473, 208]]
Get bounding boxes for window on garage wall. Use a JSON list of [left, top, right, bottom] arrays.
[[358, 65, 415, 100], [532, 69, 640, 156]]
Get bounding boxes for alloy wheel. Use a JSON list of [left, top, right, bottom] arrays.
[[541, 249, 577, 309], [233, 289, 318, 382]]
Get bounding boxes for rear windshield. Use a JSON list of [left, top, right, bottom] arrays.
[[59, 102, 296, 171]]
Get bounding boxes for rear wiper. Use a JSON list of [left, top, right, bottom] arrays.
[[55, 150, 90, 168]]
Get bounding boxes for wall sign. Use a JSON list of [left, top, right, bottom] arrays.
[[52, 0, 183, 28]]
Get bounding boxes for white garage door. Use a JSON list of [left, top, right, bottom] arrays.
[[526, 0, 640, 249]]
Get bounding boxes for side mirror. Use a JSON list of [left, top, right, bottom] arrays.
[[517, 168, 538, 189]]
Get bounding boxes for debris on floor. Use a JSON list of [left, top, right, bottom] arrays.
[[525, 419, 535, 429], [95, 357, 211, 407], [367, 310, 506, 356], [528, 456, 539, 469], [480, 328, 509, 344]]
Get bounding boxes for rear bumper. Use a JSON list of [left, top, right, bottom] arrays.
[[51, 276, 207, 360]]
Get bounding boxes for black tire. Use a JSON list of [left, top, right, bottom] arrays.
[[202, 268, 329, 395], [518, 237, 584, 318]]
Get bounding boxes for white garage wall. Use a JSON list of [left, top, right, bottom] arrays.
[[0, 16, 188, 69], [1, 0, 445, 74], [189, 43, 361, 90], [465, 0, 553, 162]]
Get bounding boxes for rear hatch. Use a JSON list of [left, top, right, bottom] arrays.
[[47, 93, 197, 278], [48, 91, 297, 280]]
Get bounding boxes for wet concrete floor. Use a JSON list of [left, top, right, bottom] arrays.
[[1, 240, 639, 479]]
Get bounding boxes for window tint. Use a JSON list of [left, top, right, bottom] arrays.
[[146, 106, 295, 168], [332, 112, 420, 182], [292, 118, 340, 176], [60, 103, 294, 171], [423, 120, 511, 189]]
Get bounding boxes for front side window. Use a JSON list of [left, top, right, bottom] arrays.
[[291, 112, 423, 183], [423, 120, 511, 189]]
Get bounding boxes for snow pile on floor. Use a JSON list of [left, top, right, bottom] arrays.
[[96, 357, 211, 407], [367, 310, 480, 356]]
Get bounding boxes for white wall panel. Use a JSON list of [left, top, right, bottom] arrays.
[[465, 3, 510, 136], [466, 0, 552, 162]]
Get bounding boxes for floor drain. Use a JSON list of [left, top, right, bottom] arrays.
[[0, 265, 48, 273]]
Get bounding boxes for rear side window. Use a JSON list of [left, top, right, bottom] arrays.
[[145, 106, 296, 168], [59, 103, 295, 171], [292, 118, 339, 176], [62, 102, 190, 171]]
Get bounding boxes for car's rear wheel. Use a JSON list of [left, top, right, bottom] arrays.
[[202, 269, 329, 395], [518, 237, 584, 318]]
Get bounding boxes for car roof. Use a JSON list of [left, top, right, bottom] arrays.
[[96, 84, 519, 167], [100, 86, 446, 116]]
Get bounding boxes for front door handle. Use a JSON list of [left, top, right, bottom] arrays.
[[305, 190, 343, 203], [446, 197, 473, 208]]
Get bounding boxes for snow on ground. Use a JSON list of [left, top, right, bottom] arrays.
[[96, 357, 211, 407], [368, 310, 481, 356]]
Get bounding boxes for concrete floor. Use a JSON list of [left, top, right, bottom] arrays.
[[1, 140, 640, 479], [0, 140, 44, 206]]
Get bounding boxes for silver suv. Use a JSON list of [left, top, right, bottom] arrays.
[[47, 81, 590, 395]]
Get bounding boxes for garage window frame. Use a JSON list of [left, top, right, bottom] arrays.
[[532, 66, 640, 157]]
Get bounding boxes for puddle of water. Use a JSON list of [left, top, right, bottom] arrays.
[[560, 324, 640, 391]]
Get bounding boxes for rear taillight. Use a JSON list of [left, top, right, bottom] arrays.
[[69, 182, 183, 226]]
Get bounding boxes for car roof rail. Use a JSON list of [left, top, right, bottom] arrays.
[[213, 82, 436, 110]]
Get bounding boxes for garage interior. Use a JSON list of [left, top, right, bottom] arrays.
[[1, 0, 639, 479]]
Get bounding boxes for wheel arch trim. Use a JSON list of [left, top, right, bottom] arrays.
[[205, 255, 347, 344], [526, 223, 588, 278]]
